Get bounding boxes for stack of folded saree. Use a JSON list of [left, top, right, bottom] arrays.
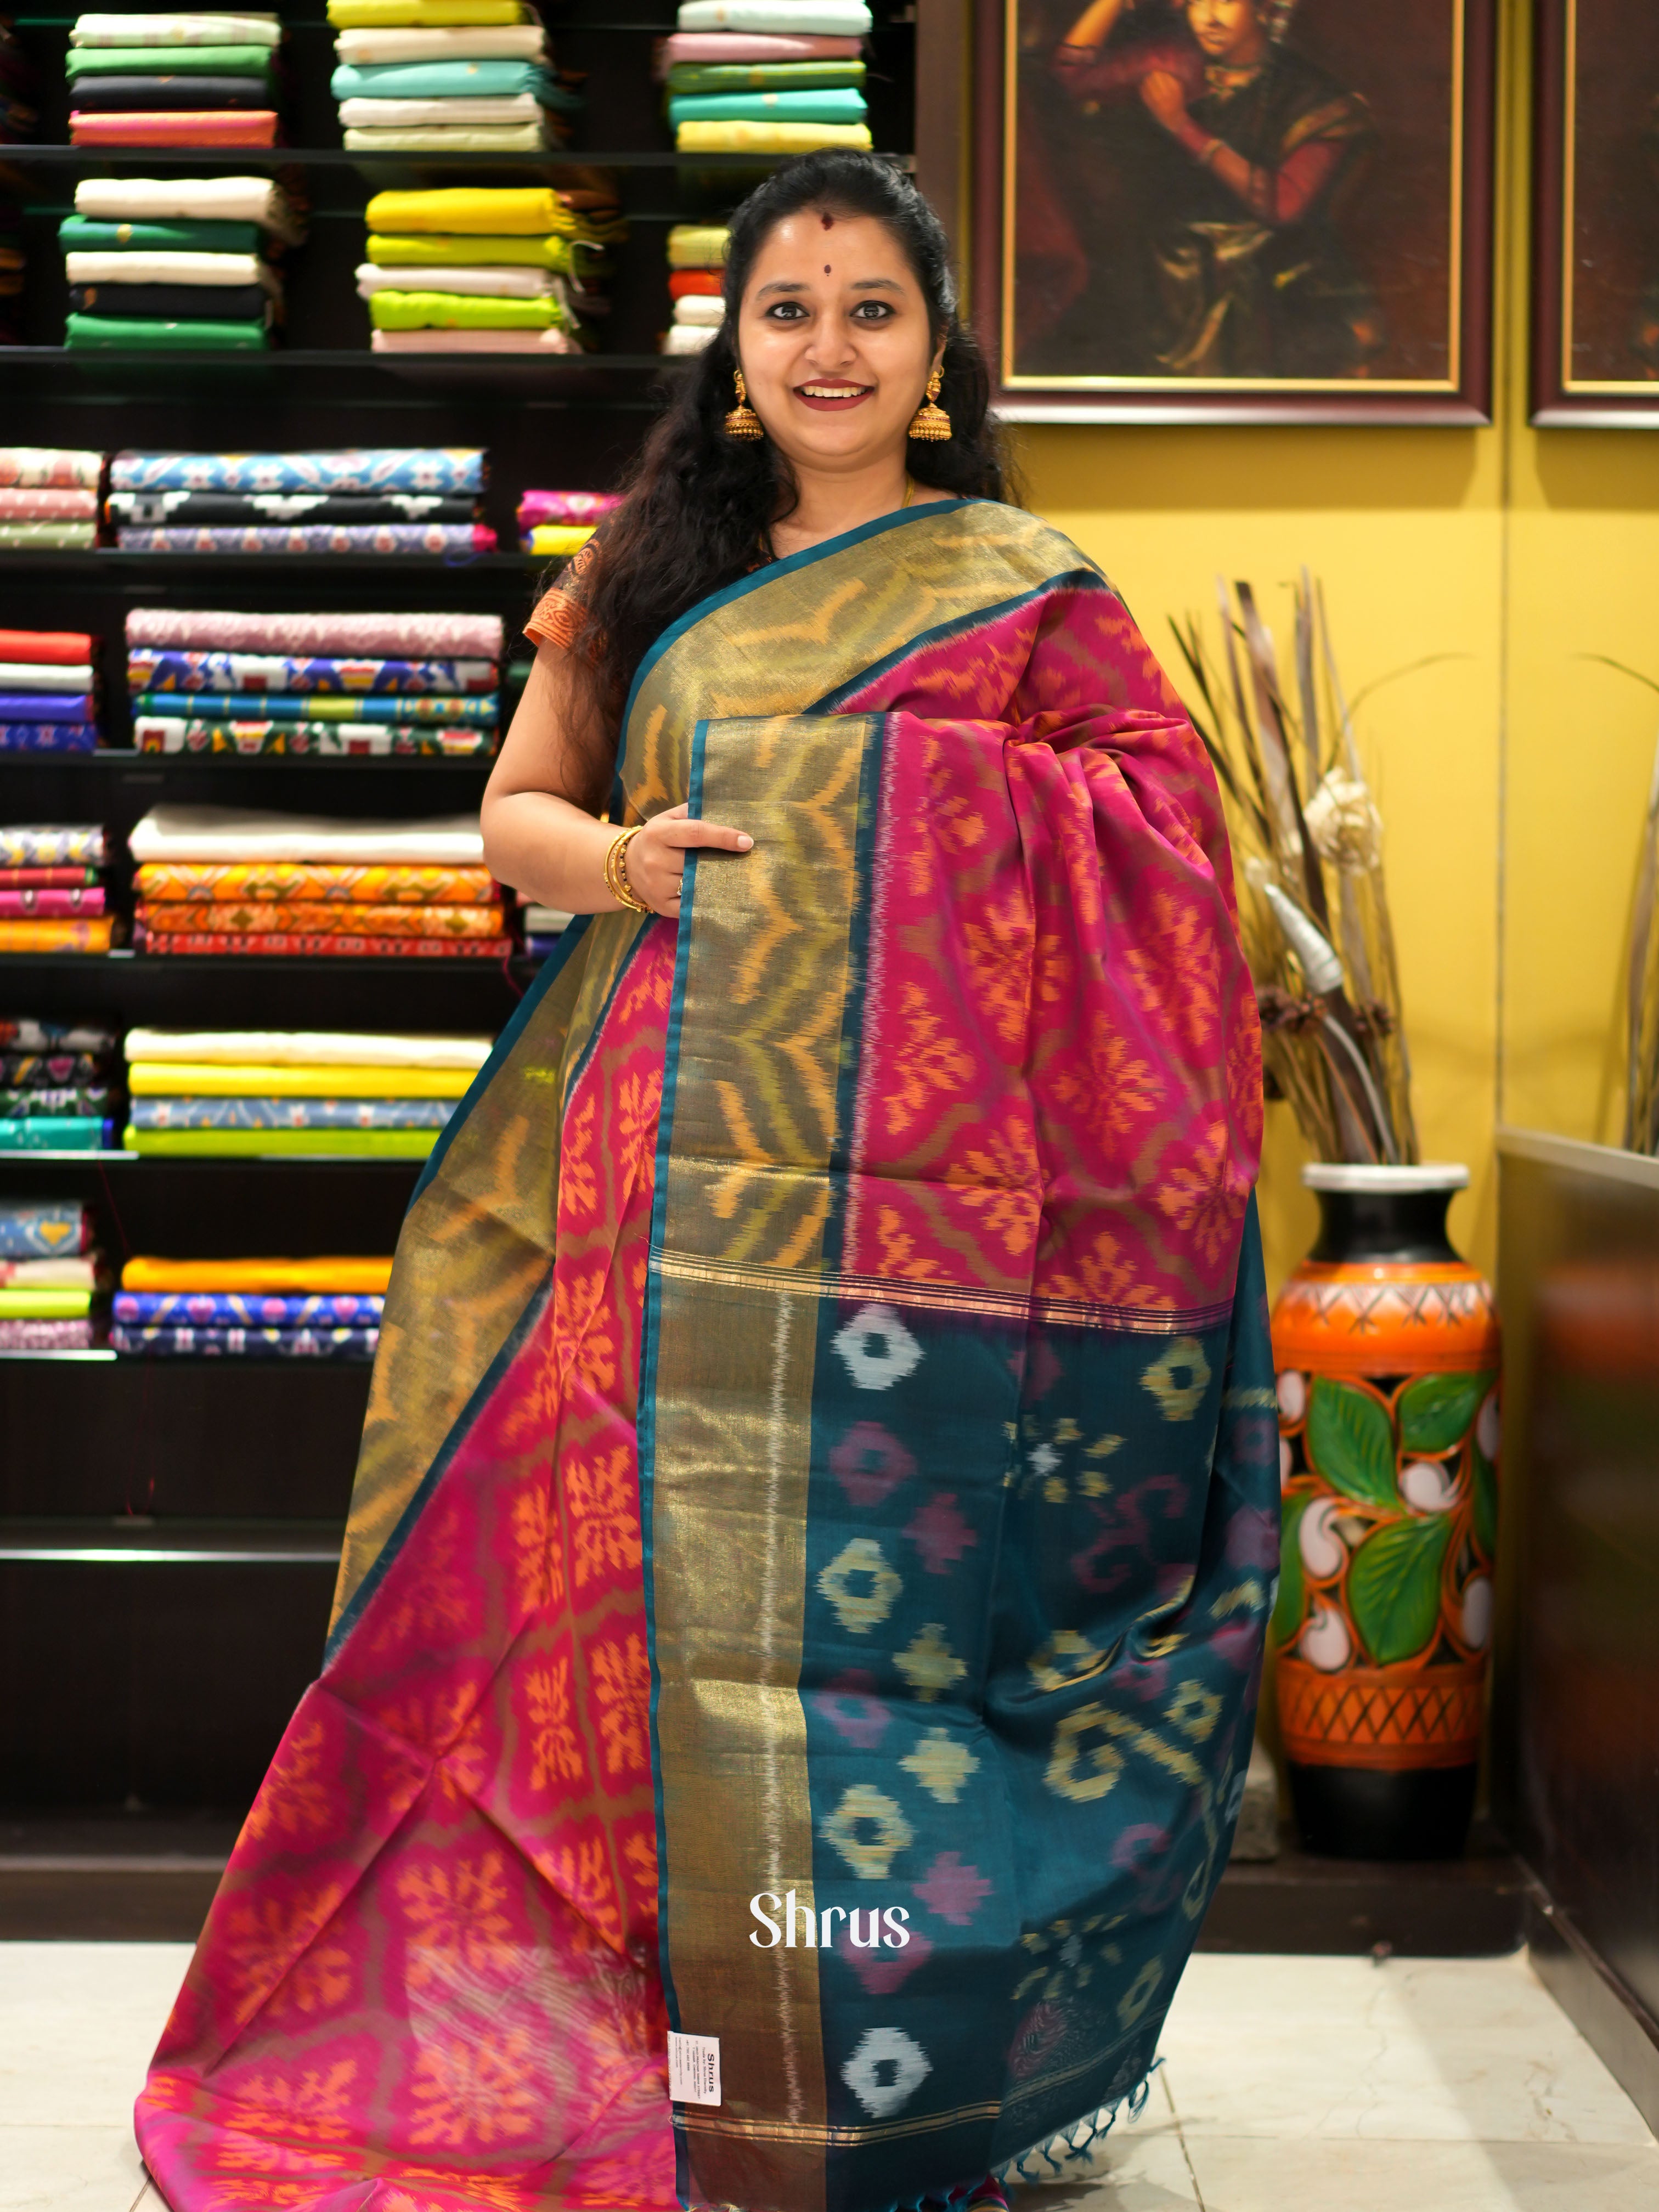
[[0, 825, 114, 950], [128, 804, 510, 957], [66, 11, 284, 149], [361, 185, 621, 353], [0, 1198, 103, 1349], [111, 1251, 393, 1357], [0, 448, 103, 550], [127, 618, 500, 758], [64, 173, 303, 351], [1, 1019, 120, 1153], [516, 487, 619, 555], [663, 221, 727, 352], [122, 1024, 489, 1157], [665, 4, 870, 154], [106, 446, 493, 553], [521, 902, 571, 956], [329, 0, 580, 154], [0, 626, 103, 753]]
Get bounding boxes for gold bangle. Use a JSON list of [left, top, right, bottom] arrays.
[[605, 824, 651, 913]]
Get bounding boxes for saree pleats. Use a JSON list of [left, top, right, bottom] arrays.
[[137, 501, 1274, 2212]]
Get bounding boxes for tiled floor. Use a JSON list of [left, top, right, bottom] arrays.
[[1, 1944, 1655, 2210]]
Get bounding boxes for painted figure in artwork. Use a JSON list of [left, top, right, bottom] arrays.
[[1030, 0, 1379, 377]]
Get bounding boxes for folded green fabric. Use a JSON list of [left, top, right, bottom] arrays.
[[65, 313, 269, 349], [667, 60, 865, 94], [59, 215, 264, 253], [0, 1286, 94, 1316], [368, 287, 564, 329], [125, 1125, 437, 1158], [330, 58, 562, 100], [66, 44, 275, 76], [668, 87, 867, 126], [365, 230, 579, 272]]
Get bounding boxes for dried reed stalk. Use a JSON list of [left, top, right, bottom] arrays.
[[1625, 725, 1659, 1154], [1171, 576, 1419, 1166]]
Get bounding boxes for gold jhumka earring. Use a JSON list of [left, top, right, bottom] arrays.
[[908, 365, 951, 441], [724, 366, 763, 439]]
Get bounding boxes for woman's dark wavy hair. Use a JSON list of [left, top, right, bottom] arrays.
[[561, 149, 1012, 800]]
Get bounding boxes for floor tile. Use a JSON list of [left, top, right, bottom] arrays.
[[0, 1943, 191, 2130], [1013, 2074, 1200, 2210], [1178, 2134, 1659, 2212], [1156, 1951, 1656, 2146], [0, 2125, 148, 2212]]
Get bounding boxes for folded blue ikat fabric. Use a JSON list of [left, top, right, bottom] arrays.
[[0, 1199, 90, 1256], [114, 1291, 386, 1324], [0, 726, 100, 752], [127, 652, 496, 695], [109, 448, 484, 494], [131, 690, 498, 723], [111, 1323, 380, 1357], [115, 524, 494, 554]]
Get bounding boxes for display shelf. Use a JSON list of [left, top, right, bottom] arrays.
[[0, 351, 682, 398], [0, 1518, 346, 1565], [0, 751, 501, 772]]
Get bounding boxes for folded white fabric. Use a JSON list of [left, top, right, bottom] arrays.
[[74, 175, 303, 244], [129, 806, 486, 864], [354, 261, 553, 298], [662, 323, 717, 354], [672, 295, 724, 326], [0, 661, 94, 690], [71, 12, 283, 44], [344, 122, 549, 149], [0, 448, 105, 489], [126, 1028, 494, 1069], [676, 0, 873, 28], [370, 328, 578, 352], [338, 94, 543, 125], [66, 251, 280, 291], [334, 24, 547, 61]]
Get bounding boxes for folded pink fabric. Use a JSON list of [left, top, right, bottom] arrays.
[[517, 489, 623, 526], [0, 488, 99, 520], [126, 610, 504, 657], [659, 32, 864, 67], [70, 110, 279, 146], [370, 328, 578, 353]]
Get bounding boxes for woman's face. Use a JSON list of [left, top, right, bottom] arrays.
[[736, 210, 943, 475], [1184, 0, 1267, 65]]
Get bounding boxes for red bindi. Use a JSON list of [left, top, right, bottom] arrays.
[[824, 264, 832, 274], [821, 212, 834, 228]]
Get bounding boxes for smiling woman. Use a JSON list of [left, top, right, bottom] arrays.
[[135, 150, 1278, 2212]]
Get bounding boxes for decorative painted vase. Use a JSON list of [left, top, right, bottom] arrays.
[[1271, 1164, 1501, 1859]]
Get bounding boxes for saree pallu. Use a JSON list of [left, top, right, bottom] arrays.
[[137, 500, 1273, 2212]]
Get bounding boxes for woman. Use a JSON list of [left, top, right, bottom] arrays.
[[1040, 0, 1378, 377], [136, 151, 1275, 2212]]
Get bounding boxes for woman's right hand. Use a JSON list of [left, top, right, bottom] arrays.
[[622, 801, 754, 917]]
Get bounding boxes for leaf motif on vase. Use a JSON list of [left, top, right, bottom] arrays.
[[1305, 1375, 1397, 1508], [1397, 1369, 1497, 1455], [1347, 1514, 1455, 1666]]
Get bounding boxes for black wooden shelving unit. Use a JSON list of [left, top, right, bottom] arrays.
[[0, 1, 916, 1917]]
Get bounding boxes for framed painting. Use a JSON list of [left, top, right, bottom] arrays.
[[970, 0, 1497, 423], [1533, 0, 1659, 425]]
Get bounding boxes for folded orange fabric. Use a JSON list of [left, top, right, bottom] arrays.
[[0, 918, 112, 951], [122, 1256, 394, 1293], [70, 111, 279, 146], [134, 862, 498, 904], [139, 900, 503, 938]]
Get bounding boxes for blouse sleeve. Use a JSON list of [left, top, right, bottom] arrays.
[[523, 537, 600, 656]]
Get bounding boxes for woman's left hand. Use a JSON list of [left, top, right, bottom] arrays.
[[1139, 69, 1189, 128]]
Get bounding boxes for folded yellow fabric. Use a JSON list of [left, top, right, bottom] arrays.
[[329, 0, 526, 24], [667, 223, 729, 268], [366, 230, 579, 270], [369, 288, 561, 329], [524, 524, 595, 556], [128, 1062, 472, 1097], [0, 1287, 93, 1317], [366, 185, 577, 235], [122, 1256, 396, 1292], [675, 119, 872, 151]]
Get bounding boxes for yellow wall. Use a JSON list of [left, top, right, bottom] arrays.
[[1009, 0, 1659, 1293]]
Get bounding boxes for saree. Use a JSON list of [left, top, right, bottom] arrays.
[[136, 500, 1275, 2212]]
